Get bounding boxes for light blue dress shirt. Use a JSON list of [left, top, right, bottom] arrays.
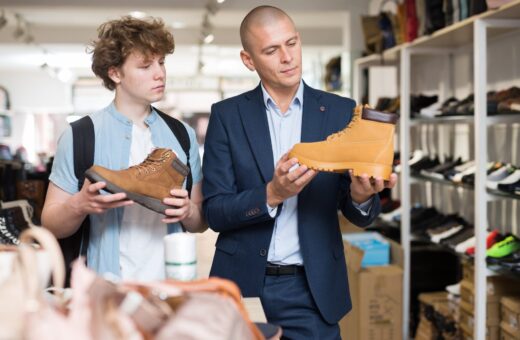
[[262, 81, 372, 265]]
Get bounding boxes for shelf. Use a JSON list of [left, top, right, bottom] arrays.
[[410, 115, 475, 125], [354, 45, 402, 68], [410, 174, 520, 200], [408, 113, 520, 125], [356, 0, 520, 67]]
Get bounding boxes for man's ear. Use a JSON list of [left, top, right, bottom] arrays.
[[240, 50, 255, 72], [108, 66, 121, 85]]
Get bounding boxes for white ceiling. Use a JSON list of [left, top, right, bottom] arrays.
[[0, 0, 363, 78]]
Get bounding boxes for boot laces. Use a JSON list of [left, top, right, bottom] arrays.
[[130, 150, 170, 175], [326, 104, 367, 141], [326, 114, 360, 141]]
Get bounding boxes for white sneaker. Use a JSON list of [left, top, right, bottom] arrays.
[[455, 235, 475, 253], [487, 164, 515, 190]]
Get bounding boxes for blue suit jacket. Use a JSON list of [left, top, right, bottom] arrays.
[[202, 82, 381, 324]]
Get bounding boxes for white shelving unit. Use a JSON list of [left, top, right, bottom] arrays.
[[353, 2, 520, 339]]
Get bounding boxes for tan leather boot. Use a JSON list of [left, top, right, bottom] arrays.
[[288, 105, 398, 180], [84, 148, 189, 214]]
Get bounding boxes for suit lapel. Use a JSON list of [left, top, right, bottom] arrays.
[[301, 83, 326, 143], [238, 84, 274, 183], [299, 84, 327, 207]]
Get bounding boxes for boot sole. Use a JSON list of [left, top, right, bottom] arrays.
[[292, 154, 392, 180], [84, 169, 170, 215]]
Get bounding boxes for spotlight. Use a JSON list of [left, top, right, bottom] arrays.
[[129, 11, 147, 19], [0, 10, 7, 30], [203, 33, 214, 44], [205, 1, 219, 15]]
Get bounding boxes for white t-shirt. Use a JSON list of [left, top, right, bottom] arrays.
[[119, 124, 167, 281]]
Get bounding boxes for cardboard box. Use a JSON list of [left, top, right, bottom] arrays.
[[459, 299, 500, 327], [459, 323, 499, 340], [415, 316, 437, 340], [342, 232, 390, 267], [501, 320, 520, 339], [501, 296, 520, 332], [460, 277, 520, 314], [339, 234, 403, 340], [462, 259, 474, 283]]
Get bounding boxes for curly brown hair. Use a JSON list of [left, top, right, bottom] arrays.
[[88, 16, 175, 91]]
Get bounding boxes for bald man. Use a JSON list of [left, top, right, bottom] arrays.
[[202, 6, 394, 339]]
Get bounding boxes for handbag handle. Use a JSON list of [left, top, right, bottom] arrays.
[[19, 227, 65, 290]]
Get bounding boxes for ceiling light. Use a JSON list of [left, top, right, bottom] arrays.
[[216, 0, 226, 3], [203, 33, 214, 44], [129, 11, 147, 19], [0, 10, 7, 30], [171, 21, 186, 29], [23, 34, 34, 44], [205, 1, 219, 15], [13, 14, 24, 39], [57, 68, 75, 83]]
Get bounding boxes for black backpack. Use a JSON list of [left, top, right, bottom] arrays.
[[57, 108, 192, 286]]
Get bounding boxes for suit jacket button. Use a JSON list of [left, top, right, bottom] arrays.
[[259, 249, 267, 256]]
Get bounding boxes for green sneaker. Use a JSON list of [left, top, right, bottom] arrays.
[[486, 235, 520, 258]]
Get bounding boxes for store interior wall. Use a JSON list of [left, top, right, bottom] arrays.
[[0, 0, 372, 165]]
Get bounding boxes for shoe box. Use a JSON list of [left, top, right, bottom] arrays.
[[340, 231, 403, 340], [462, 258, 475, 283], [459, 299, 500, 340], [460, 277, 520, 309], [459, 277, 520, 340], [415, 292, 460, 340], [500, 296, 520, 339]]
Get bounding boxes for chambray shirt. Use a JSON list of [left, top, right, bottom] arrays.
[[262, 81, 371, 265], [49, 103, 202, 277]]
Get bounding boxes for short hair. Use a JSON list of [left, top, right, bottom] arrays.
[[89, 16, 175, 91], [240, 5, 294, 52]]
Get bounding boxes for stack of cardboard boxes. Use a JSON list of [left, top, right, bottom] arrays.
[[415, 292, 460, 340], [500, 296, 520, 339], [339, 216, 403, 340], [458, 259, 520, 340]]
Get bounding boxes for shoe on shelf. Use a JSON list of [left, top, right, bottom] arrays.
[[440, 226, 474, 248], [464, 229, 502, 256], [487, 248, 520, 266], [486, 164, 515, 190], [486, 235, 520, 259], [421, 157, 463, 180], [496, 170, 520, 194], [85, 148, 189, 214], [445, 282, 460, 296], [288, 105, 398, 180], [444, 160, 475, 181]]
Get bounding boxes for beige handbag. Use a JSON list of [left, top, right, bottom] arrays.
[[0, 227, 65, 339]]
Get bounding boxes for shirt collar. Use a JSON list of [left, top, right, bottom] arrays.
[[261, 79, 304, 111], [107, 102, 159, 126]]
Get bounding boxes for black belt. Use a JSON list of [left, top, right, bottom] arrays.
[[265, 263, 305, 276]]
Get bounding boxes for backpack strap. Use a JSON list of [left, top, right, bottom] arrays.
[[58, 116, 94, 286], [71, 116, 95, 191], [154, 108, 193, 197]]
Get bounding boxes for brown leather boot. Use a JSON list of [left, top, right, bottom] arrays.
[[288, 105, 398, 180], [85, 148, 189, 214]]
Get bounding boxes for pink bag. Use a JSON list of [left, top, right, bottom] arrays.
[[0, 227, 66, 339]]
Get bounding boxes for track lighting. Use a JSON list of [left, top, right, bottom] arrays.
[[0, 10, 7, 30]]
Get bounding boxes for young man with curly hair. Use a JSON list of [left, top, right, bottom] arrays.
[[43, 16, 206, 281]]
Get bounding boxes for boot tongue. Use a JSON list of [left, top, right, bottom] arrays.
[[148, 148, 171, 161]]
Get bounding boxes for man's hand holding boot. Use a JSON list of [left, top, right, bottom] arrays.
[[267, 154, 317, 207], [75, 179, 134, 215], [163, 187, 207, 233], [349, 171, 398, 204]]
